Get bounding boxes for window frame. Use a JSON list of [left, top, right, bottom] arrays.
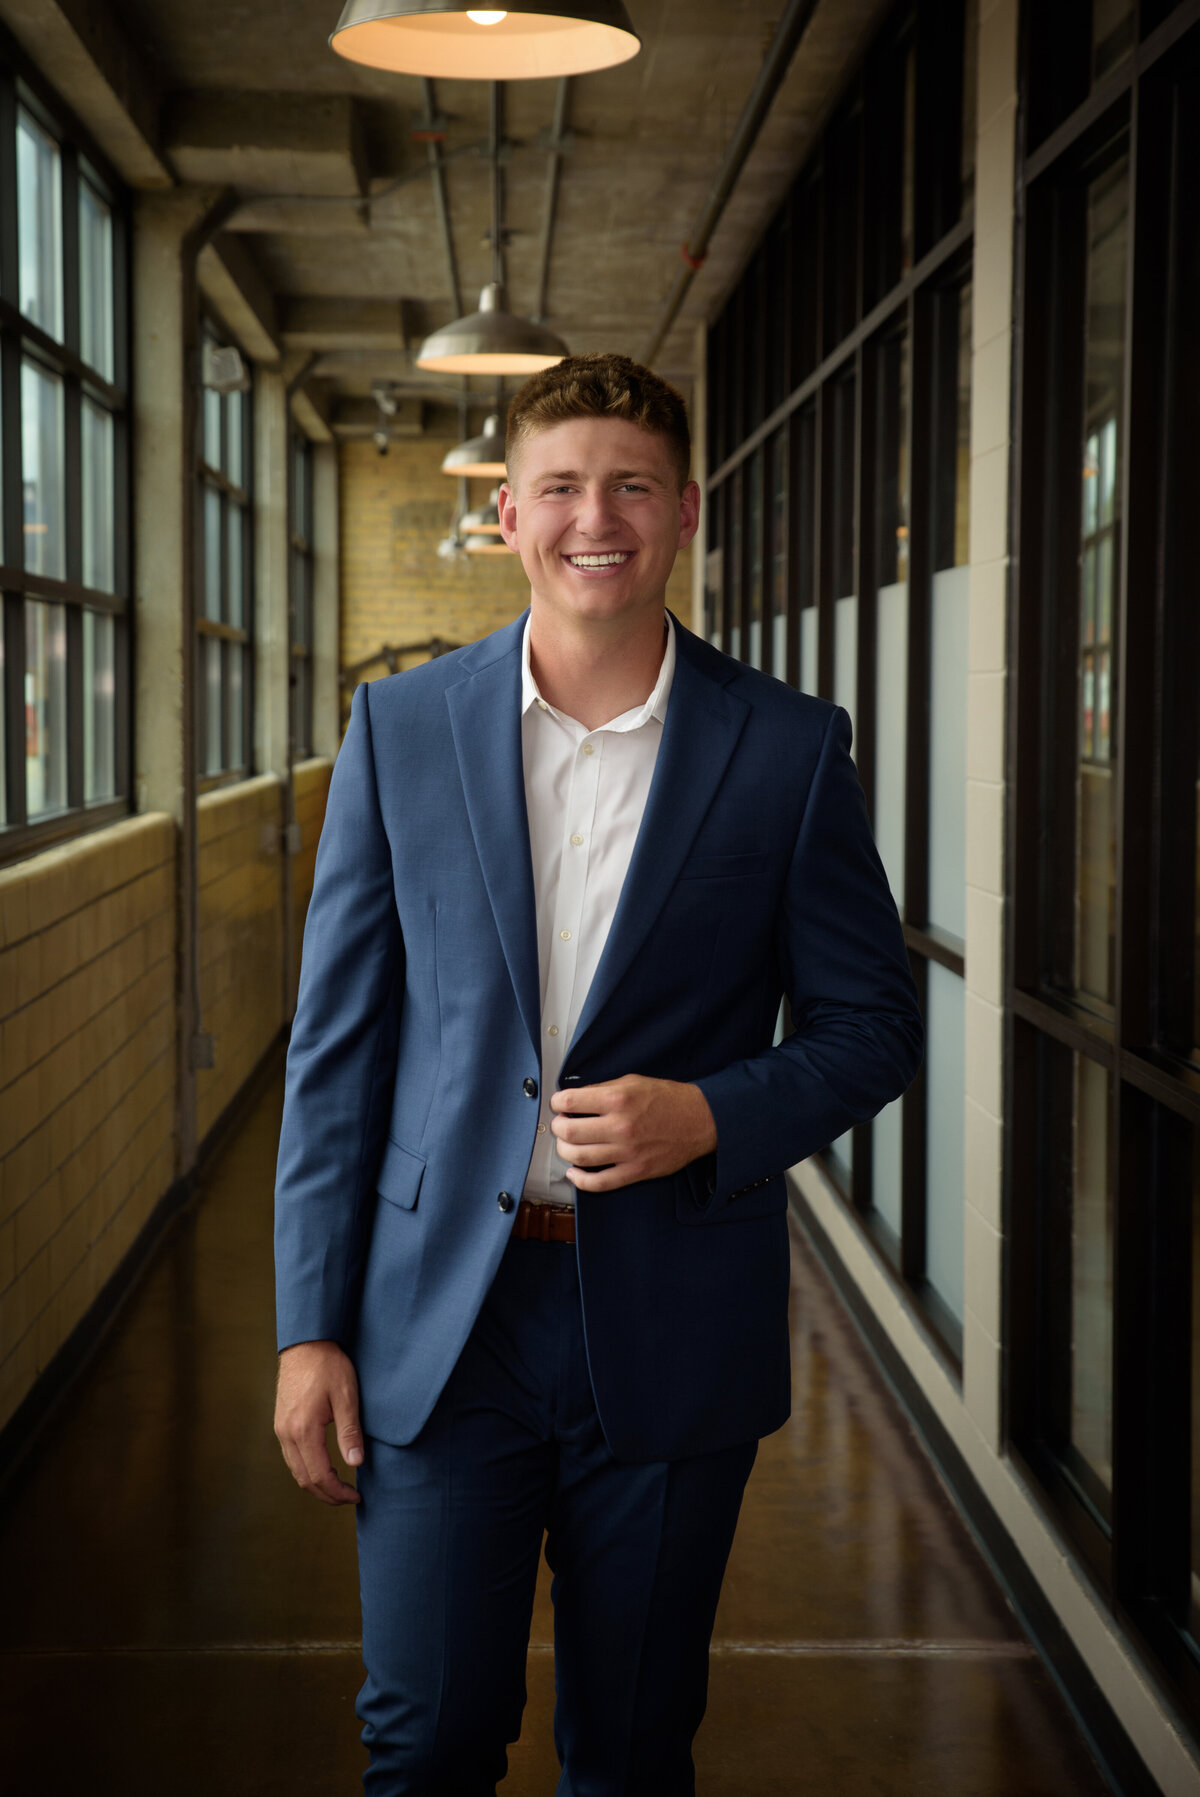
[[0, 33, 130, 865], [194, 315, 253, 791]]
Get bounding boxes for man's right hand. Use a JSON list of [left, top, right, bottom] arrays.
[[274, 1339, 364, 1506]]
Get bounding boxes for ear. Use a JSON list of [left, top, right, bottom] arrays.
[[677, 479, 701, 550], [497, 481, 519, 552]]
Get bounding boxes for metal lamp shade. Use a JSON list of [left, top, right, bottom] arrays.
[[461, 491, 503, 534], [417, 283, 568, 377], [464, 533, 514, 554], [330, 0, 640, 79], [442, 413, 508, 479]]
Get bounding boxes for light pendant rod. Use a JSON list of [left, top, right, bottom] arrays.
[[421, 77, 463, 317], [490, 81, 505, 291], [534, 77, 570, 322]]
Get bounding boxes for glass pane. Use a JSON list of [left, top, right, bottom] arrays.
[[877, 332, 909, 587], [834, 595, 857, 744], [227, 503, 244, 630], [832, 375, 857, 602], [25, 600, 67, 816], [1092, 0, 1135, 83], [226, 387, 244, 489], [928, 565, 970, 942], [204, 487, 222, 622], [203, 385, 221, 472], [799, 607, 818, 698], [871, 1098, 902, 1239], [1069, 1054, 1113, 1499], [770, 428, 788, 680], [828, 1131, 853, 1192], [900, 42, 916, 277], [17, 110, 63, 340], [875, 580, 908, 909], [961, 0, 979, 212], [1075, 157, 1129, 1006], [728, 470, 742, 662], [21, 360, 65, 579], [82, 400, 115, 593], [925, 962, 966, 1325], [935, 283, 973, 573], [747, 451, 763, 669], [83, 610, 116, 803], [79, 178, 114, 381], [228, 641, 244, 770], [204, 637, 223, 776]]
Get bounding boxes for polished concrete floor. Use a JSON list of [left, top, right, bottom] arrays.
[[0, 1068, 1112, 1794]]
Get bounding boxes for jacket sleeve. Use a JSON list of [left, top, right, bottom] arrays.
[[691, 704, 922, 1212], [274, 680, 403, 1351]]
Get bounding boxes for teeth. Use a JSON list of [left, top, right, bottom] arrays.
[[567, 552, 631, 567]]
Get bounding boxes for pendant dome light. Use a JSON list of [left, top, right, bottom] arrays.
[[418, 83, 568, 378], [330, 1, 640, 80], [464, 532, 513, 555], [442, 412, 507, 478], [461, 488, 504, 534]]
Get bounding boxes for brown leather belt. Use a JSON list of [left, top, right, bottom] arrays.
[[511, 1199, 577, 1245]]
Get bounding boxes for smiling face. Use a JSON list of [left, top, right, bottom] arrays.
[[497, 416, 700, 634]]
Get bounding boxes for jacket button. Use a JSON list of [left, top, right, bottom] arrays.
[[497, 1192, 514, 1213], [523, 1077, 538, 1099]]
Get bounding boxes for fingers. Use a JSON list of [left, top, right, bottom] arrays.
[[274, 1342, 363, 1507], [565, 1162, 628, 1193], [550, 1078, 625, 1115]]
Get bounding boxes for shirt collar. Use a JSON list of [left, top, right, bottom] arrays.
[[521, 611, 675, 733]]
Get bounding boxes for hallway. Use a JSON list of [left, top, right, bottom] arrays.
[[0, 1064, 1109, 1795]]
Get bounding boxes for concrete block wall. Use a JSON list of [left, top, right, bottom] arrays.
[[0, 816, 177, 1435], [339, 435, 695, 684], [195, 775, 287, 1143]]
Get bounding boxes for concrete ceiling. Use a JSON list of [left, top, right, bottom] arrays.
[[2, 0, 891, 427]]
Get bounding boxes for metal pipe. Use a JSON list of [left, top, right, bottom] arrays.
[[641, 0, 821, 369], [421, 77, 463, 319], [534, 79, 571, 324]]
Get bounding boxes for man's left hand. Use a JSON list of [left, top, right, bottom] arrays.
[[550, 1075, 717, 1193]]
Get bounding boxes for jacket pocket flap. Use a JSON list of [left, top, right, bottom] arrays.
[[375, 1137, 426, 1210], [677, 850, 769, 881]]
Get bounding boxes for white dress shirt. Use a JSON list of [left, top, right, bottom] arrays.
[[520, 611, 676, 1208]]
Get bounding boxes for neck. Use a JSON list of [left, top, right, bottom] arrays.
[[528, 605, 668, 732]]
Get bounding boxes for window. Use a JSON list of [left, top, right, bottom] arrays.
[[196, 322, 252, 785], [0, 63, 128, 857], [703, 0, 978, 1363], [1011, 1, 1200, 1729], [290, 434, 314, 761]]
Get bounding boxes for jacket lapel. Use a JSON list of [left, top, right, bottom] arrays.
[[445, 619, 542, 1059], [563, 621, 750, 1067]]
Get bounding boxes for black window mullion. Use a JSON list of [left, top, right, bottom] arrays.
[[0, 71, 17, 310], [65, 598, 82, 808]]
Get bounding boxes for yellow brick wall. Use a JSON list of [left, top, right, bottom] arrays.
[[195, 775, 285, 1143], [339, 434, 695, 697], [0, 815, 177, 1434], [291, 757, 332, 997]]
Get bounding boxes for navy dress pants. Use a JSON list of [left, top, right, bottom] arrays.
[[354, 1234, 757, 1796]]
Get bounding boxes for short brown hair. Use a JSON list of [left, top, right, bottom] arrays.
[[505, 353, 691, 490]]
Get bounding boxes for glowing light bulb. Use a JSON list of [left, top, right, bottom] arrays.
[[467, 9, 507, 21]]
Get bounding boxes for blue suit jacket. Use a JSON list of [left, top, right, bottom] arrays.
[[274, 610, 922, 1461]]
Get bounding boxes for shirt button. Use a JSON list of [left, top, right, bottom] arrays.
[[547, 1024, 559, 1037], [570, 833, 583, 846], [537, 1123, 546, 1135], [537, 699, 549, 710], [523, 1077, 538, 1098], [581, 743, 595, 756], [497, 1192, 514, 1213], [560, 929, 571, 941]]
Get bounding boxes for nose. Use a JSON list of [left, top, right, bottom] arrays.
[[576, 483, 621, 539]]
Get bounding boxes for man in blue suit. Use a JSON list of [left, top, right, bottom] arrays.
[[274, 353, 921, 1794]]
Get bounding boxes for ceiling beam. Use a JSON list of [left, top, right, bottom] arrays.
[[197, 233, 280, 365], [280, 298, 414, 353], [164, 90, 369, 197], [0, 0, 171, 187]]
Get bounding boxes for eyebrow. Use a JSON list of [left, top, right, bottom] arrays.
[[532, 467, 668, 486]]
